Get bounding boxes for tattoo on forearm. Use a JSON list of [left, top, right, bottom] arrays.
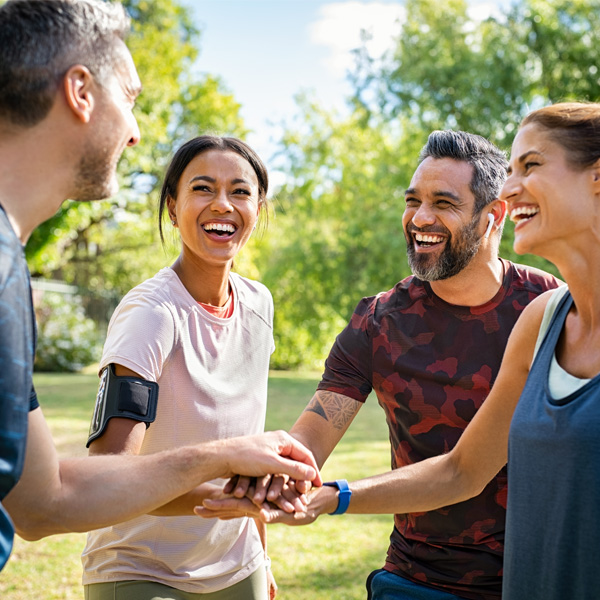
[[305, 391, 359, 430]]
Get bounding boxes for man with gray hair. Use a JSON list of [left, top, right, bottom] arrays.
[[200, 130, 561, 600], [0, 0, 320, 572]]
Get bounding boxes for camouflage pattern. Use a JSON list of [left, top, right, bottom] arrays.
[[318, 259, 561, 600]]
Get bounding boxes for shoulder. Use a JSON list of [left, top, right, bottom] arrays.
[[231, 273, 273, 321], [231, 272, 272, 300], [109, 269, 179, 329], [506, 260, 563, 296], [510, 288, 560, 342], [347, 276, 422, 330], [370, 275, 425, 319]]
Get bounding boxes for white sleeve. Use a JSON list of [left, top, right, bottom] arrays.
[[99, 291, 175, 382]]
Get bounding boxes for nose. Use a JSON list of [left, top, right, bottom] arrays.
[[500, 173, 520, 202], [410, 204, 436, 228], [127, 115, 141, 147], [211, 188, 233, 213]]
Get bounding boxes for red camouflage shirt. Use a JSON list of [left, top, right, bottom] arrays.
[[318, 259, 561, 600]]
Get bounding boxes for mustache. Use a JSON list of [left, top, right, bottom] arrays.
[[406, 225, 450, 236]]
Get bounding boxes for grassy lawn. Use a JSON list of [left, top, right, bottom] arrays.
[[1, 371, 392, 599]]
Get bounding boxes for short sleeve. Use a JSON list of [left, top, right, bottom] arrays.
[[100, 291, 176, 382], [317, 296, 375, 403], [29, 385, 39, 411]]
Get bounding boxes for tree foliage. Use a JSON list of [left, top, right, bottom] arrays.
[[26, 0, 246, 300], [258, 98, 422, 368], [353, 0, 600, 145], [262, 0, 598, 368], [23, 0, 600, 370]]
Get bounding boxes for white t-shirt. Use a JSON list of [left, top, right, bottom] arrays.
[[82, 268, 274, 593]]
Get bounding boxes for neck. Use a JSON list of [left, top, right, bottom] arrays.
[[0, 121, 74, 243], [428, 251, 504, 307], [545, 236, 600, 328], [171, 254, 232, 306]]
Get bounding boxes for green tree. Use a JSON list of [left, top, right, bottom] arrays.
[[258, 98, 423, 368], [351, 0, 529, 146], [265, 0, 600, 367], [26, 0, 247, 303], [354, 0, 600, 144]]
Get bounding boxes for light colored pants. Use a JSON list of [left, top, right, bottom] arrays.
[[84, 568, 267, 600]]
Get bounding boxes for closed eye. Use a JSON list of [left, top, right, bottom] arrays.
[[436, 199, 453, 207]]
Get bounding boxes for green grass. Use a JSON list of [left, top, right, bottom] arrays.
[[1, 371, 392, 599]]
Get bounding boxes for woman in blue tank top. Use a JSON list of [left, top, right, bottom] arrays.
[[226, 102, 600, 600], [404, 103, 600, 599]]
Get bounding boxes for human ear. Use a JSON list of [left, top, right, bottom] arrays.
[[63, 65, 95, 124], [591, 159, 600, 191], [483, 199, 508, 237], [166, 195, 177, 223]]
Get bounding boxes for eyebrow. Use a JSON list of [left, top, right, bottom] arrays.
[[517, 150, 542, 162], [189, 176, 251, 185], [507, 150, 542, 174], [404, 187, 461, 202]]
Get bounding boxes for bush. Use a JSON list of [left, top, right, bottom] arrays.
[[34, 292, 102, 372]]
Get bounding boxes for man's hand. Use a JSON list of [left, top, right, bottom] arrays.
[[218, 431, 323, 485], [196, 484, 339, 526], [225, 474, 310, 513]]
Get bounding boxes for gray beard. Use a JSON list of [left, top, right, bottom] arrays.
[[406, 216, 482, 282]]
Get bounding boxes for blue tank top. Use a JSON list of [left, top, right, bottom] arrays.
[[504, 290, 600, 599]]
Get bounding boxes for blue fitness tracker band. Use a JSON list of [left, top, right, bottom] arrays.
[[323, 479, 352, 515]]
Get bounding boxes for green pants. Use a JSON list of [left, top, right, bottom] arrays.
[[84, 568, 267, 600]]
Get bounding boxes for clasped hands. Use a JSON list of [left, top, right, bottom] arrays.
[[194, 473, 339, 525]]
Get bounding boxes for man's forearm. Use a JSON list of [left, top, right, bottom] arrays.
[[4, 417, 321, 541], [7, 441, 234, 539]]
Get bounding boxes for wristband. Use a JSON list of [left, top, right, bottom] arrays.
[[323, 479, 352, 515], [264, 555, 271, 571]]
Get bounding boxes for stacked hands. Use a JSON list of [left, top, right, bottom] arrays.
[[195, 471, 340, 526]]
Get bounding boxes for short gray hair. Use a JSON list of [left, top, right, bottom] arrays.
[[0, 0, 131, 127], [419, 130, 508, 214]]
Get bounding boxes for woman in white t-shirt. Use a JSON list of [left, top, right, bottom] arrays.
[[82, 136, 294, 600]]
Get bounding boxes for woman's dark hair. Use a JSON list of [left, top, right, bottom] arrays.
[[158, 135, 269, 243], [521, 102, 600, 170]]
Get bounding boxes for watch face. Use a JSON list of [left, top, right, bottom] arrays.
[[89, 367, 109, 437]]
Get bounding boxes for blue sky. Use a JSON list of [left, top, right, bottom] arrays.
[[179, 1, 512, 182]]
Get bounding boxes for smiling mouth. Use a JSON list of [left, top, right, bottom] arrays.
[[510, 205, 539, 225], [202, 223, 237, 236], [413, 232, 445, 248]]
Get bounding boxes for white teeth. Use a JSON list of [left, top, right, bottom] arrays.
[[415, 233, 444, 243], [203, 223, 236, 233], [510, 206, 539, 222]]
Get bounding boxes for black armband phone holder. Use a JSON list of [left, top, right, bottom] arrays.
[[86, 364, 159, 447]]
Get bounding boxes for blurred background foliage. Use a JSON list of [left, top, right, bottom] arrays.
[[27, 0, 600, 370]]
